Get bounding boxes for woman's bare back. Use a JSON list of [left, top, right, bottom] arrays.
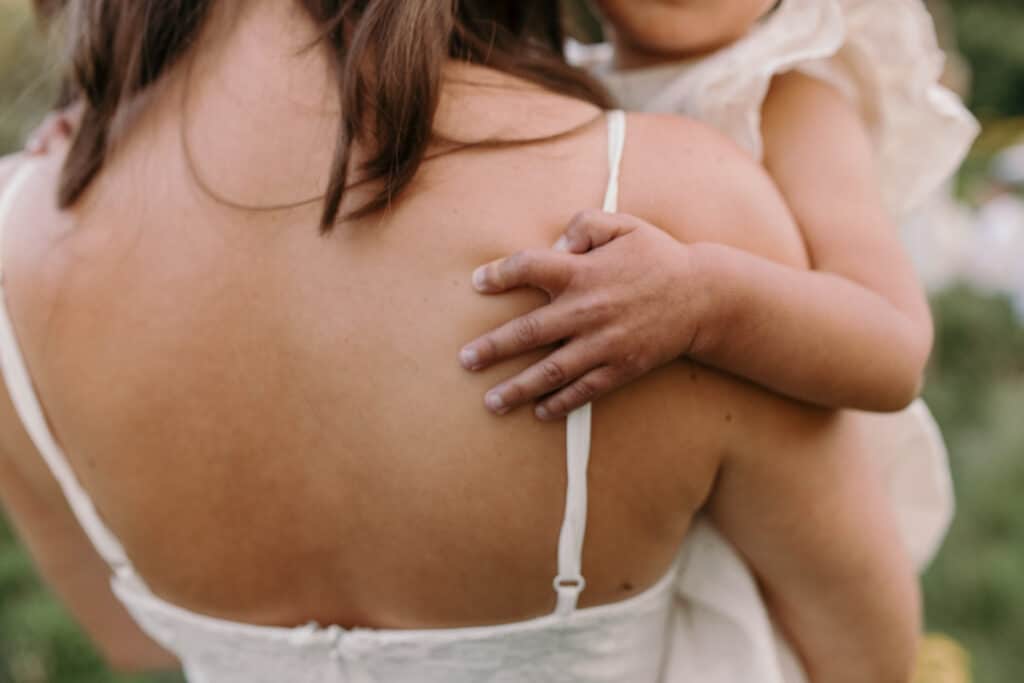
[[0, 6, 865, 634]]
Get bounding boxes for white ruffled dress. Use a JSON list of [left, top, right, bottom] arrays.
[[570, 1, 979, 680], [568, 0, 979, 217]]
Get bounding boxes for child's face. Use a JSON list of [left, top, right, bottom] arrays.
[[595, 0, 778, 59]]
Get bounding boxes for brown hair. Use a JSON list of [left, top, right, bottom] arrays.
[[36, 1, 612, 231]]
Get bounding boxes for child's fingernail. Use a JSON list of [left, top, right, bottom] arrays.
[[485, 391, 507, 414], [535, 405, 553, 420], [472, 266, 488, 291], [553, 236, 569, 252], [25, 137, 42, 154], [459, 347, 480, 369]]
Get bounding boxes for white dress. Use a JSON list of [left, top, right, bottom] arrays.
[[568, 0, 980, 218], [569, 1, 979, 681]]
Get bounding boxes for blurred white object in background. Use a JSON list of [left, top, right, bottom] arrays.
[[902, 184, 978, 293], [991, 143, 1024, 186], [972, 190, 1024, 317], [903, 145, 1024, 320]]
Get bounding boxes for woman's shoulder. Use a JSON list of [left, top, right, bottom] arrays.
[[619, 112, 806, 267], [621, 112, 780, 213], [623, 112, 753, 167], [621, 112, 771, 211]]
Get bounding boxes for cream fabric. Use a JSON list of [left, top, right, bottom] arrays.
[[567, 0, 980, 220]]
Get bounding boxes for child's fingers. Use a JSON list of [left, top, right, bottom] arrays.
[[24, 135, 45, 155], [459, 303, 576, 372], [555, 210, 643, 253], [480, 344, 604, 416], [24, 112, 74, 155], [534, 365, 627, 420], [471, 249, 573, 295]]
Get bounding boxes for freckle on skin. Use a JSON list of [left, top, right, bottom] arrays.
[[620, 581, 634, 592], [689, 370, 698, 382], [725, 413, 733, 423]]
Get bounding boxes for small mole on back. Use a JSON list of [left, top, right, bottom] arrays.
[[620, 581, 634, 592], [725, 413, 733, 423]]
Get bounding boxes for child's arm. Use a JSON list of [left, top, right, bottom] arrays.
[[707, 377, 921, 682], [460, 89, 933, 416], [700, 72, 934, 410]]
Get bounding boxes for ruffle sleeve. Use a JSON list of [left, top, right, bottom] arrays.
[[572, 0, 980, 218]]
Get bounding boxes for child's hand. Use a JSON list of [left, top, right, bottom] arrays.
[[459, 210, 708, 420]]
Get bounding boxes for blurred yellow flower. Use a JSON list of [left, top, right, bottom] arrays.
[[914, 635, 972, 683]]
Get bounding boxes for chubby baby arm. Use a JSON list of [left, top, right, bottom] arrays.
[[708, 390, 920, 683], [756, 70, 935, 406], [463, 112, 926, 417]]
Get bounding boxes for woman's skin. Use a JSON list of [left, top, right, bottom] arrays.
[[0, 2, 917, 680], [462, 0, 933, 421]]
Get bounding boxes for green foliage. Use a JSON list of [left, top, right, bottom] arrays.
[[564, 0, 602, 42], [948, 0, 1024, 118], [0, 4, 58, 156], [921, 287, 1024, 683]]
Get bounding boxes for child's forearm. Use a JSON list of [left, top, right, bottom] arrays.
[[689, 241, 932, 412]]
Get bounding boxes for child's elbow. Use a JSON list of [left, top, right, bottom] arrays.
[[861, 369, 923, 413], [881, 369, 926, 413], [870, 322, 934, 413]]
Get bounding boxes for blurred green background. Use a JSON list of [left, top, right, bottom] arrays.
[[2, 1, 1024, 682]]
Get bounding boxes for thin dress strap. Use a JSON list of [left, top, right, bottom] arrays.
[[0, 162, 132, 573], [552, 110, 626, 617]]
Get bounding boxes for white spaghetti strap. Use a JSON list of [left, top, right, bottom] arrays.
[[553, 403, 591, 616], [0, 162, 131, 572], [602, 110, 626, 214], [553, 112, 626, 617]]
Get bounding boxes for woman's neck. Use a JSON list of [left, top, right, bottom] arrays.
[[175, 1, 342, 211], [193, 1, 337, 114]]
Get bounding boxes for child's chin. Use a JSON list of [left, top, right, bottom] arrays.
[[620, 31, 738, 64]]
